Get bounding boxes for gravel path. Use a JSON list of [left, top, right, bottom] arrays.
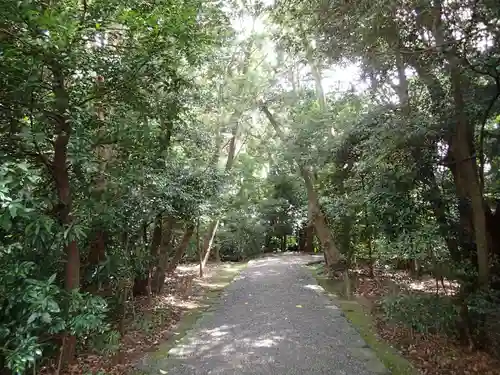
[[138, 254, 389, 374]]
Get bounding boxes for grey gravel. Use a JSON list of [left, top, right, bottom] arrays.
[[138, 254, 389, 375]]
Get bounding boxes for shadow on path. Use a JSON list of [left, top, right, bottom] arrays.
[[137, 254, 389, 375]]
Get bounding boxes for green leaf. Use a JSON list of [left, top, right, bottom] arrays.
[[48, 273, 56, 284], [27, 313, 38, 324], [8, 203, 17, 218], [0, 214, 12, 231], [17, 162, 29, 171], [41, 312, 52, 323], [47, 300, 60, 313]]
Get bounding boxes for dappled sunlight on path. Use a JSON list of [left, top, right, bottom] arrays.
[[138, 254, 388, 375]]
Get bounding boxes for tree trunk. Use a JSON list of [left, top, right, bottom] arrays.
[[202, 220, 219, 269], [409, 51, 491, 282], [150, 214, 163, 258], [167, 223, 195, 273], [226, 127, 238, 170], [409, 56, 476, 264], [214, 246, 221, 263], [448, 76, 489, 286], [133, 222, 153, 297], [50, 60, 79, 367], [152, 216, 175, 293], [139, 214, 162, 300], [367, 237, 374, 278], [303, 40, 344, 264], [265, 233, 272, 252], [304, 202, 315, 253], [197, 219, 203, 278], [88, 229, 107, 266], [303, 35, 326, 112], [259, 104, 341, 266], [86, 75, 112, 289], [301, 166, 340, 265], [431, 2, 489, 286], [389, 18, 410, 115]]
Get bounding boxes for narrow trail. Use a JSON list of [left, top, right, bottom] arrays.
[[138, 254, 389, 374]]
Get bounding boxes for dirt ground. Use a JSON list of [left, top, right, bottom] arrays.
[[40, 262, 244, 375]]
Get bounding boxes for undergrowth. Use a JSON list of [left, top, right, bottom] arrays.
[[308, 264, 417, 375]]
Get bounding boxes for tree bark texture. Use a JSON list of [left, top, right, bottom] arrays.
[[50, 60, 79, 367], [167, 223, 196, 273]]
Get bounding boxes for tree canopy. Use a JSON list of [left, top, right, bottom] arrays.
[[1, 0, 500, 372]]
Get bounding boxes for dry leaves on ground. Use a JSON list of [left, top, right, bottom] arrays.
[[40, 264, 217, 375], [353, 270, 500, 375]]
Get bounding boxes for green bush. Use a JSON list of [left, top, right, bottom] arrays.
[[0, 261, 109, 374], [218, 215, 266, 260], [382, 294, 459, 335]]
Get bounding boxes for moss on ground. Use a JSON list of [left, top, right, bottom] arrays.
[[308, 264, 418, 375]]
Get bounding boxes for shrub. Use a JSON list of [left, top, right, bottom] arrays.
[[382, 294, 459, 335], [0, 261, 109, 374]]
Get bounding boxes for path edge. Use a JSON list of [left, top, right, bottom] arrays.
[[132, 262, 248, 374], [307, 263, 418, 375]]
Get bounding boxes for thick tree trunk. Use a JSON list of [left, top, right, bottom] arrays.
[[151, 214, 177, 294], [394, 49, 409, 112], [201, 220, 219, 268], [50, 61, 79, 367], [214, 246, 221, 262], [226, 129, 238, 170], [389, 18, 410, 115], [86, 75, 112, 288], [303, 40, 344, 264], [409, 57, 475, 260], [448, 75, 489, 286], [410, 53, 489, 282], [260, 104, 341, 266], [133, 223, 152, 297], [153, 217, 175, 293], [301, 166, 341, 266], [431, 3, 489, 286], [167, 223, 195, 273], [140, 214, 162, 301]]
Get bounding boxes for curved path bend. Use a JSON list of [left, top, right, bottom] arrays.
[[138, 254, 389, 375]]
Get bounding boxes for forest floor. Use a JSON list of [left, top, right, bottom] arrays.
[[136, 253, 390, 375], [310, 263, 500, 375], [50, 254, 500, 375], [51, 262, 246, 375]]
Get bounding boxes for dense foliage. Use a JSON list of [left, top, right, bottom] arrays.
[[268, 0, 500, 353], [1, 0, 500, 372]]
